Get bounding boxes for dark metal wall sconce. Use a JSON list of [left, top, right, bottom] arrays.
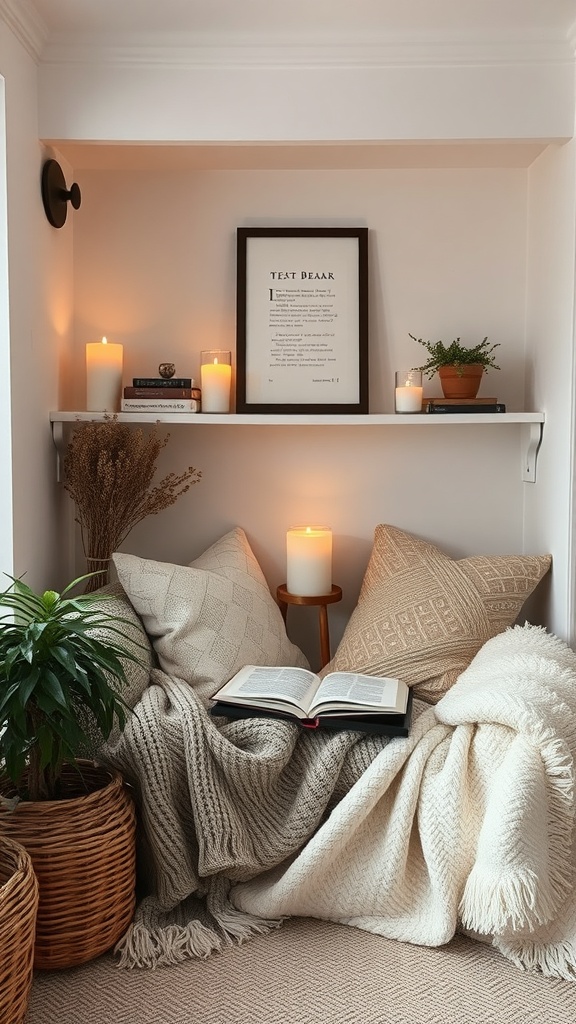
[[41, 159, 82, 228]]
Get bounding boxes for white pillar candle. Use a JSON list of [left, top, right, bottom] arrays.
[[394, 370, 423, 413], [286, 526, 332, 596], [200, 351, 231, 413], [86, 337, 123, 412]]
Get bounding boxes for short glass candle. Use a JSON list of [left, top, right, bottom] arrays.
[[200, 350, 232, 413], [395, 369, 423, 414]]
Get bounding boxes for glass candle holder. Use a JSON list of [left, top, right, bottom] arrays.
[[200, 350, 232, 413], [395, 369, 423, 414]]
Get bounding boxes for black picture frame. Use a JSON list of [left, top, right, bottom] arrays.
[[236, 227, 368, 414]]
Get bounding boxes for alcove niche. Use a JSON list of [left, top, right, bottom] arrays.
[[45, 132, 573, 665]]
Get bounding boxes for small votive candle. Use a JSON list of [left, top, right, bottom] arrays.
[[395, 369, 423, 413], [86, 337, 123, 412], [286, 526, 332, 597], [200, 350, 232, 413]]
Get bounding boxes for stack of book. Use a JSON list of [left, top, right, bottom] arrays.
[[423, 397, 506, 414], [121, 376, 201, 413]]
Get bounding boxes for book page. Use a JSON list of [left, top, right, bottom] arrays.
[[310, 672, 402, 715], [219, 665, 319, 713]]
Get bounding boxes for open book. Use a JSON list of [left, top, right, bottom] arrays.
[[210, 665, 412, 737]]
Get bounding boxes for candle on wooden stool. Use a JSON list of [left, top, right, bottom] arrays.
[[395, 369, 423, 413], [286, 526, 332, 596], [86, 337, 123, 412], [200, 350, 231, 412]]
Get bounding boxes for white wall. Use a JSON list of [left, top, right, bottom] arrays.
[[69, 167, 530, 408], [0, 74, 13, 579], [37, 60, 574, 145], [64, 163, 545, 666], [0, 21, 74, 590], [524, 140, 576, 641]]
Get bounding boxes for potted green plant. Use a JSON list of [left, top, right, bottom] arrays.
[[409, 333, 501, 399], [0, 573, 146, 969]]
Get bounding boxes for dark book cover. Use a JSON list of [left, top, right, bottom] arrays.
[[124, 386, 200, 399], [426, 403, 506, 414], [132, 377, 194, 388], [210, 688, 413, 738]]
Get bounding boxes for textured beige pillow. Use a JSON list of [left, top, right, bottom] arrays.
[[323, 524, 552, 704], [112, 527, 309, 706], [76, 582, 154, 754]]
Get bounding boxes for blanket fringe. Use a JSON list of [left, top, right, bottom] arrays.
[[113, 910, 285, 969], [494, 935, 576, 982], [114, 920, 223, 969], [460, 868, 558, 935], [213, 905, 285, 944]]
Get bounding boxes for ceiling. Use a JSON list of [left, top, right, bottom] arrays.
[[26, 0, 576, 48], [18, 0, 574, 171]]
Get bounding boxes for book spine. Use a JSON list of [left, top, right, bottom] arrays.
[[424, 397, 497, 407], [124, 386, 201, 399], [426, 403, 506, 414], [132, 377, 194, 388], [121, 399, 201, 412]]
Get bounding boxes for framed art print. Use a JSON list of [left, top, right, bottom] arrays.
[[236, 227, 368, 413]]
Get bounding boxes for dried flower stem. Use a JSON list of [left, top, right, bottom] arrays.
[[63, 417, 201, 590]]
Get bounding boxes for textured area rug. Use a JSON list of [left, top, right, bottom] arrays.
[[26, 918, 576, 1024]]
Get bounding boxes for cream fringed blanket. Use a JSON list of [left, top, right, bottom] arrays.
[[103, 624, 576, 979]]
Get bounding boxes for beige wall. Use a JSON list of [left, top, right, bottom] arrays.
[[64, 163, 543, 665]]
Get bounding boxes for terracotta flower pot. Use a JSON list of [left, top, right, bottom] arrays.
[[0, 760, 136, 970], [438, 363, 484, 399]]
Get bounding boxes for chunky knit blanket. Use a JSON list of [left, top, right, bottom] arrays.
[[103, 624, 576, 979]]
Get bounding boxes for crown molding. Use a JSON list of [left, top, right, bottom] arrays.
[[39, 29, 575, 70], [0, 0, 48, 62]]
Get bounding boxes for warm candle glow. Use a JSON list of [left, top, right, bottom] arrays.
[[201, 350, 231, 413], [395, 385, 423, 412], [86, 337, 123, 411], [286, 526, 332, 597]]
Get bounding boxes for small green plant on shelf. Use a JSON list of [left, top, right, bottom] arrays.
[[409, 333, 501, 379]]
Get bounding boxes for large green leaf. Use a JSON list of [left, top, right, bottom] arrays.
[[0, 572, 146, 800]]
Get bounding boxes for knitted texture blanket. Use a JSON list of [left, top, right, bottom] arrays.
[[103, 624, 576, 979]]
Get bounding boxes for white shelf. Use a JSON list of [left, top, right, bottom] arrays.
[[49, 411, 545, 483], [50, 411, 544, 426]]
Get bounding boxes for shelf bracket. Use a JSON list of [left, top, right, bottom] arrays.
[[521, 422, 543, 483], [51, 420, 65, 482]]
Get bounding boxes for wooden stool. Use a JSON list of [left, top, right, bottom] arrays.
[[276, 584, 343, 669]]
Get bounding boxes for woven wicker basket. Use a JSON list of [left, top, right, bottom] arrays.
[[0, 760, 136, 970], [0, 835, 39, 1024]]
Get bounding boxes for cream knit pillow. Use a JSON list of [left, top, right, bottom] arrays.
[[323, 524, 552, 704], [112, 527, 309, 706]]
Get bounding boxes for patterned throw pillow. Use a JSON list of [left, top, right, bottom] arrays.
[[323, 524, 552, 704], [112, 527, 309, 706]]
